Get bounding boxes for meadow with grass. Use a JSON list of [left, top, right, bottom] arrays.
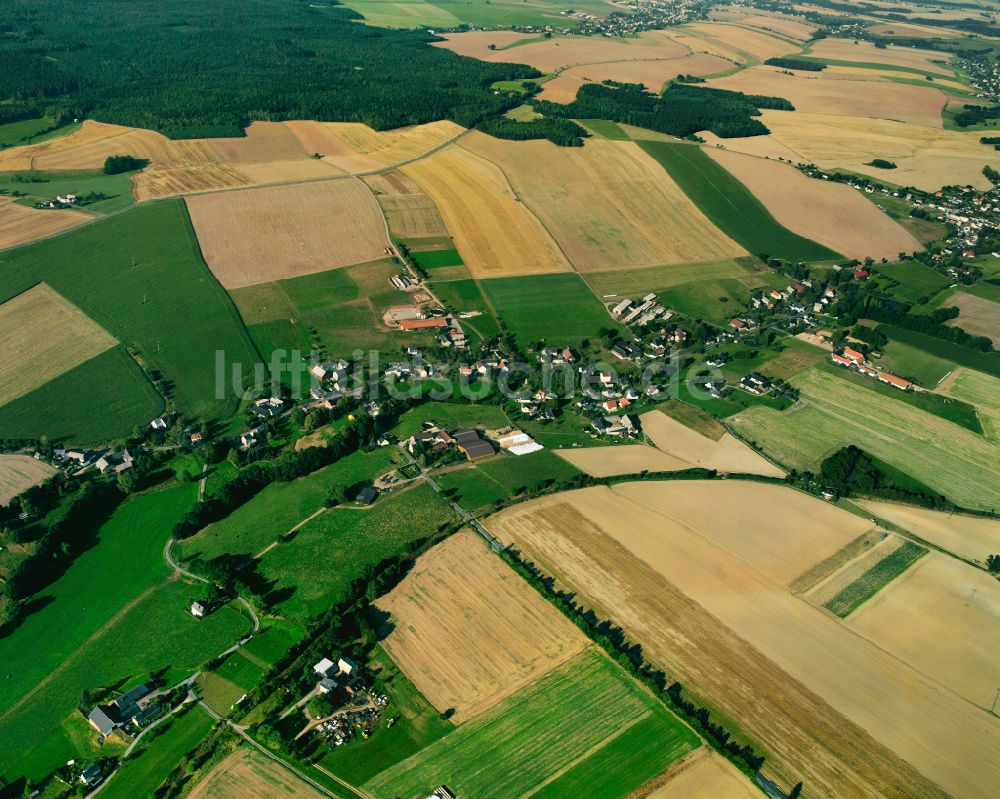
[[435, 450, 581, 513], [365, 648, 699, 799]]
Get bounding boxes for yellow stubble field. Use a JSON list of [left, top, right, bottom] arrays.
[[708, 7, 819, 41], [857, 499, 1000, 564], [0, 196, 90, 250], [0, 454, 57, 505], [488, 483, 1000, 799], [401, 144, 572, 277], [705, 148, 922, 260], [682, 22, 800, 61], [647, 749, 761, 799], [708, 65, 948, 127], [185, 180, 388, 289], [462, 133, 746, 271], [374, 529, 589, 723], [361, 170, 449, 239], [758, 110, 998, 190], [806, 38, 956, 76], [188, 747, 325, 799]]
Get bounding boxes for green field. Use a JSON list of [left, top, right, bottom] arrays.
[[874, 261, 950, 302], [877, 325, 1000, 379], [0, 117, 80, 149], [198, 651, 266, 715], [231, 258, 426, 361], [256, 484, 458, 620], [584, 257, 762, 298], [100, 705, 215, 799], [729, 366, 1000, 510], [0, 169, 137, 214], [239, 620, 305, 667], [661, 270, 787, 324], [365, 648, 699, 799], [411, 247, 463, 269], [481, 273, 620, 346], [637, 140, 841, 262], [579, 119, 630, 140], [339, 0, 609, 28], [318, 645, 452, 785], [824, 541, 927, 617], [0, 200, 259, 437], [0, 345, 164, 444], [428, 278, 501, 341], [435, 450, 581, 513], [178, 448, 400, 566], [390, 401, 511, 439], [877, 340, 957, 386]]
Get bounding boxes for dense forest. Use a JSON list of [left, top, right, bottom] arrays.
[[0, 0, 541, 138], [764, 57, 825, 72], [533, 82, 793, 139]]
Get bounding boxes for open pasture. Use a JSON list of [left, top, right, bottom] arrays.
[[638, 141, 839, 262], [804, 38, 956, 77], [0, 196, 89, 250], [0, 454, 55, 505], [488, 484, 1000, 799], [189, 747, 326, 799], [757, 109, 998, 190], [463, 134, 746, 270], [731, 367, 1000, 510], [362, 170, 449, 239], [0, 283, 117, 405], [365, 648, 699, 799], [0, 200, 260, 429], [847, 551, 1000, 710], [404, 144, 570, 277], [640, 410, 785, 477], [376, 530, 589, 723], [186, 180, 387, 289], [875, 259, 950, 301], [648, 750, 759, 799], [480, 272, 616, 344], [877, 339, 956, 386], [939, 367, 1000, 440], [584, 257, 762, 298], [0, 169, 136, 215], [704, 148, 921, 261], [708, 65, 948, 128], [944, 290, 1000, 346], [858, 499, 1000, 563], [537, 53, 734, 103], [101, 706, 215, 799]]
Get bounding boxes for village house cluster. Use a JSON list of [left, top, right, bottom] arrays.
[[831, 346, 912, 391]]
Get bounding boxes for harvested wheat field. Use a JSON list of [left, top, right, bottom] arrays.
[[0, 454, 57, 505], [823, 64, 971, 93], [759, 110, 998, 190], [463, 134, 745, 270], [705, 148, 921, 260], [188, 747, 325, 799], [709, 65, 948, 127], [709, 7, 819, 41], [185, 180, 387, 289], [537, 53, 734, 103], [847, 551, 1000, 710], [0, 284, 117, 404], [402, 145, 571, 277], [944, 291, 1000, 346], [432, 30, 689, 73], [684, 22, 799, 61], [556, 445, 691, 477], [640, 409, 786, 478], [362, 170, 449, 239], [698, 130, 805, 162], [806, 39, 955, 76], [0, 196, 90, 250], [648, 749, 760, 799], [669, 27, 746, 65], [288, 120, 463, 173], [487, 484, 1000, 799], [857, 499, 1000, 563], [374, 529, 589, 723]]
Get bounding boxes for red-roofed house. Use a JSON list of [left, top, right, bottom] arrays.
[[878, 372, 912, 390], [843, 347, 865, 364], [831, 353, 852, 367], [399, 318, 448, 331]]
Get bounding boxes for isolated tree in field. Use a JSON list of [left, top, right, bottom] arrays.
[[987, 554, 1000, 575], [103, 154, 148, 174]]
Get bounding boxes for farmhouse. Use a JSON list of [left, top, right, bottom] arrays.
[[831, 353, 853, 367], [190, 601, 206, 618], [843, 347, 866, 364], [356, 484, 379, 505], [878, 371, 912, 391], [494, 430, 544, 455], [79, 764, 103, 789], [95, 449, 133, 475], [312, 360, 350, 382], [740, 373, 772, 395], [251, 396, 285, 419], [454, 428, 495, 461], [87, 683, 155, 735], [400, 318, 448, 331]]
